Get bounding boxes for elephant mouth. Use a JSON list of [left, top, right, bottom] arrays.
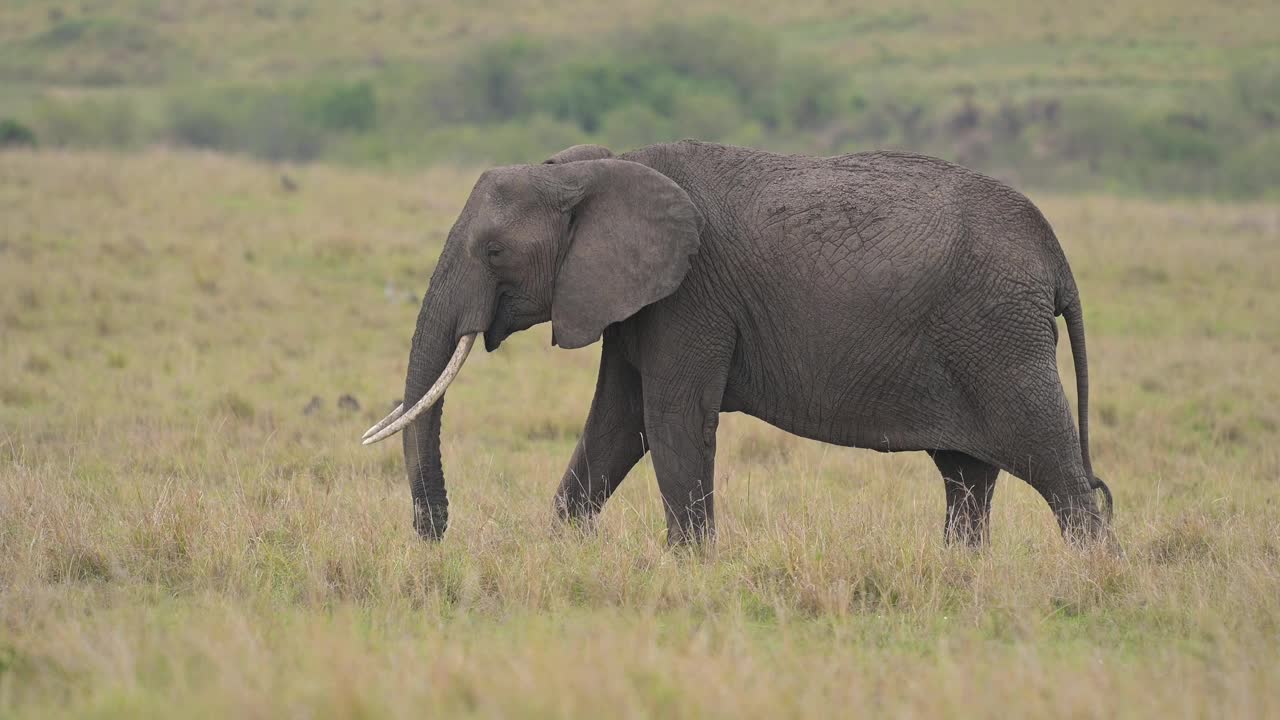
[[484, 307, 509, 352], [484, 292, 518, 352], [485, 291, 543, 351]]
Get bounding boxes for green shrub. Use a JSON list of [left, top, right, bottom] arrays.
[[168, 96, 236, 150], [0, 118, 37, 147], [538, 59, 684, 133], [167, 89, 327, 162], [405, 114, 584, 166], [599, 103, 674, 149], [774, 57, 843, 131], [668, 91, 743, 141], [426, 39, 543, 124], [30, 96, 138, 147], [1232, 62, 1280, 128], [1221, 134, 1280, 196], [1053, 97, 1145, 163], [624, 20, 778, 115], [238, 95, 328, 162], [427, 19, 841, 140], [303, 81, 377, 132], [1138, 114, 1221, 166], [1049, 96, 1228, 191]]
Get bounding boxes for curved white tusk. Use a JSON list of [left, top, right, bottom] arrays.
[[362, 403, 405, 441], [362, 333, 477, 446]]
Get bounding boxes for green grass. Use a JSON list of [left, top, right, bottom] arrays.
[[1, 1, 1278, 195], [1, 2, 1271, 89], [1, 149, 1278, 717]]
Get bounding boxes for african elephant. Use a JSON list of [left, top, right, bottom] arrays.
[[363, 140, 1113, 547]]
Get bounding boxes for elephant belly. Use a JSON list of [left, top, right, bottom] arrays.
[[722, 333, 965, 453]]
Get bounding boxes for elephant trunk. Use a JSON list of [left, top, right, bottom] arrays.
[[368, 249, 496, 540], [403, 400, 448, 540], [398, 287, 469, 540]]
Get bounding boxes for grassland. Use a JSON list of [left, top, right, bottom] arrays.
[[2, 1, 1272, 89], [1, 148, 1278, 717], [2, 1, 1278, 195]]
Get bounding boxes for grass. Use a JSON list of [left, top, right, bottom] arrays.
[[1, 2, 1278, 195], [1, 148, 1279, 717], [1, 1, 1272, 89]]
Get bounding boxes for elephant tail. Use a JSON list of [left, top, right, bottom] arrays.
[[1061, 291, 1113, 523]]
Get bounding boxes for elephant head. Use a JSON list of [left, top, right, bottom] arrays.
[[362, 147, 703, 540]]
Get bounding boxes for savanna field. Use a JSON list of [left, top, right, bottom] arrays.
[[1, 149, 1278, 717], [2, 0, 1280, 717]]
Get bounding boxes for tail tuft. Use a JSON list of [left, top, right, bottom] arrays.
[[1090, 475, 1113, 524]]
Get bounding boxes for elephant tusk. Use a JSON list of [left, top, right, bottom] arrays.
[[362, 403, 405, 440], [362, 333, 477, 446]]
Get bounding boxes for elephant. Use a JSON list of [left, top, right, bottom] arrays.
[[362, 140, 1114, 547]]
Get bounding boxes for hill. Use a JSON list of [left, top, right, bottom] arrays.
[[1, 1, 1278, 195]]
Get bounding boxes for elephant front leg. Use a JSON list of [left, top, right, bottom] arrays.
[[642, 373, 727, 547], [554, 331, 647, 526]]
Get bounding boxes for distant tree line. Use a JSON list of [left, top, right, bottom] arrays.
[[3, 20, 1277, 197]]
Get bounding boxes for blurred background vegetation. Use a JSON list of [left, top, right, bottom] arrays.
[[1, 1, 1277, 197]]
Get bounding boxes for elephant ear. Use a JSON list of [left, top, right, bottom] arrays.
[[544, 144, 614, 165], [543, 159, 702, 349]]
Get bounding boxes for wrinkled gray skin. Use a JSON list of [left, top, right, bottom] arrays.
[[398, 140, 1113, 547]]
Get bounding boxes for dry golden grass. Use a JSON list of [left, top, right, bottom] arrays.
[[1, 149, 1278, 717]]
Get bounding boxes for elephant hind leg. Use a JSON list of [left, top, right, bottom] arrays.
[[938, 295, 1105, 545], [930, 450, 999, 547], [978, 375, 1105, 546]]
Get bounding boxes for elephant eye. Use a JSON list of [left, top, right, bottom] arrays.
[[485, 244, 504, 259]]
